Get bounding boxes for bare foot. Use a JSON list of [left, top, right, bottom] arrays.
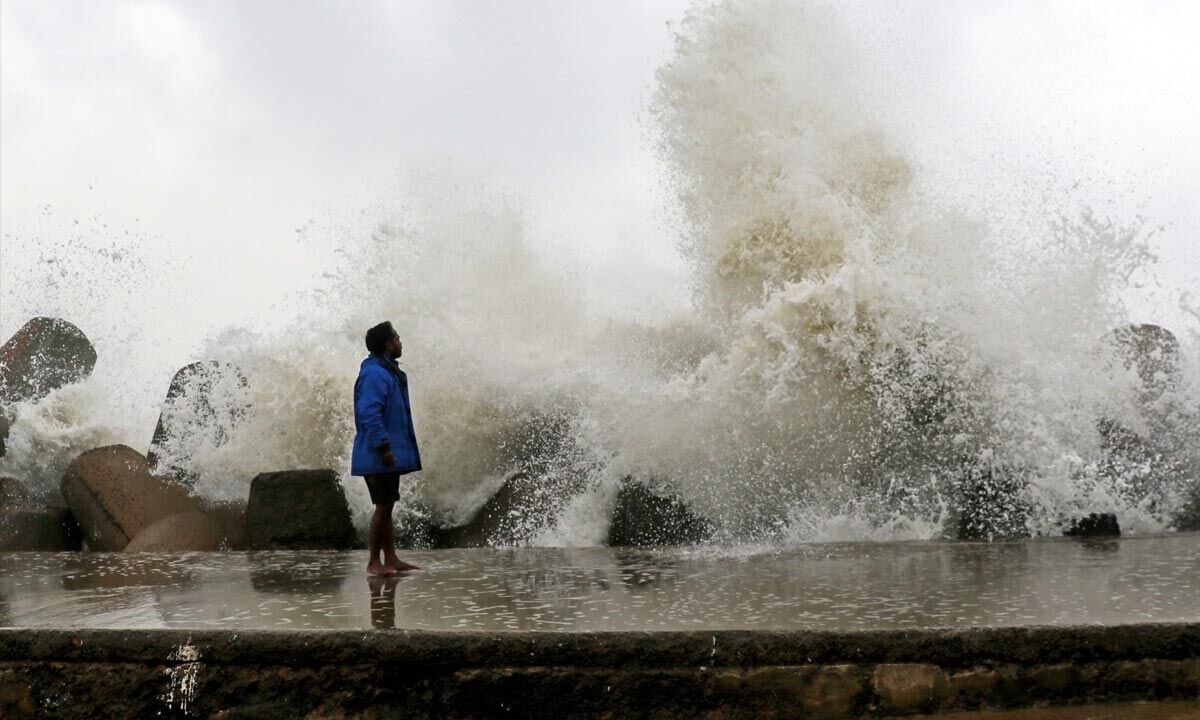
[[367, 560, 392, 576], [384, 557, 421, 573]]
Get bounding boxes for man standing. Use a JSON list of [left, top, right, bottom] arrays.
[[352, 321, 422, 575]]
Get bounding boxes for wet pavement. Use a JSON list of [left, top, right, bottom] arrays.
[[0, 533, 1197, 632]]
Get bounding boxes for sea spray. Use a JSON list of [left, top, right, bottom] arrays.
[[179, 176, 604, 527], [626, 0, 1199, 540], [1, 0, 1196, 544]]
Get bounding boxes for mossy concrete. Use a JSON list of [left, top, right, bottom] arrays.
[[1, 623, 1197, 718]]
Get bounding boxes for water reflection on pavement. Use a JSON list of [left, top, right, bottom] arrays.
[[0, 533, 1197, 632]]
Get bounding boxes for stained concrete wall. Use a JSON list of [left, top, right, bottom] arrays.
[[1, 624, 1198, 718]]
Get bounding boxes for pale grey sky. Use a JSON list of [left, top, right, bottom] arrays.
[[2, 0, 1198, 355]]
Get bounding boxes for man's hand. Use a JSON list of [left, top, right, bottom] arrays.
[[381, 450, 396, 467]]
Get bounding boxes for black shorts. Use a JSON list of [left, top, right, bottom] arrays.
[[364, 473, 401, 505]]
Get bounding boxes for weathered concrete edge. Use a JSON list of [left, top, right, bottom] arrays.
[[2, 622, 1197, 668]]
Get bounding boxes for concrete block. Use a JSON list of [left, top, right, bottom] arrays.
[[60, 445, 198, 551], [871, 663, 949, 714], [0, 506, 82, 551]]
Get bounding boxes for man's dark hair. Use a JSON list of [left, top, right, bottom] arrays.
[[365, 321, 397, 354]]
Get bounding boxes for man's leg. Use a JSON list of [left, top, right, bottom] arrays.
[[382, 506, 421, 573], [367, 503, 391, 576]]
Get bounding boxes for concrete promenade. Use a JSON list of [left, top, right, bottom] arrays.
[[2, 536, 1197, 716]]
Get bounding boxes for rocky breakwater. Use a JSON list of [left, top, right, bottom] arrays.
[[1097, 324, 1199, 532], [429, 470, 578, 548], [0, 476, 81, 552], [0, 318, 97, 551], [57, 439, 265, 552], [607, 477, 713, 547], [0, 325, 357, 553], [423, 473, 713, 549], [147, 361, 247, 488], [244, 469, 358, 550], [0, 317, 97, 408], [955, 322, 1198, 540], [406, 407, 718, 549], [60, 445, 204, 551], [0, 414, 9, 461], [57, 444, 254, 553], [0, 316, 97, 467]]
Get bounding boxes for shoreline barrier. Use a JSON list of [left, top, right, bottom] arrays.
[[2, 623, 1197, 718]]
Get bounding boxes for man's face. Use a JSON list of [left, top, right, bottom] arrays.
[[387, 334, 403, 359]]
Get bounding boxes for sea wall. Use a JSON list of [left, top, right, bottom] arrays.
[[1, 624, 1197, 718]]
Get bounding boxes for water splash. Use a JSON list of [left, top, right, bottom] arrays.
[[1, 0, 1196, 544]]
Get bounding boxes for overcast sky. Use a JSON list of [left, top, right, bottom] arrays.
[[2, 0, 1198, 353]]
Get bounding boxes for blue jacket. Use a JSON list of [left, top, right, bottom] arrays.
[[351, 355, 422, 476]]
